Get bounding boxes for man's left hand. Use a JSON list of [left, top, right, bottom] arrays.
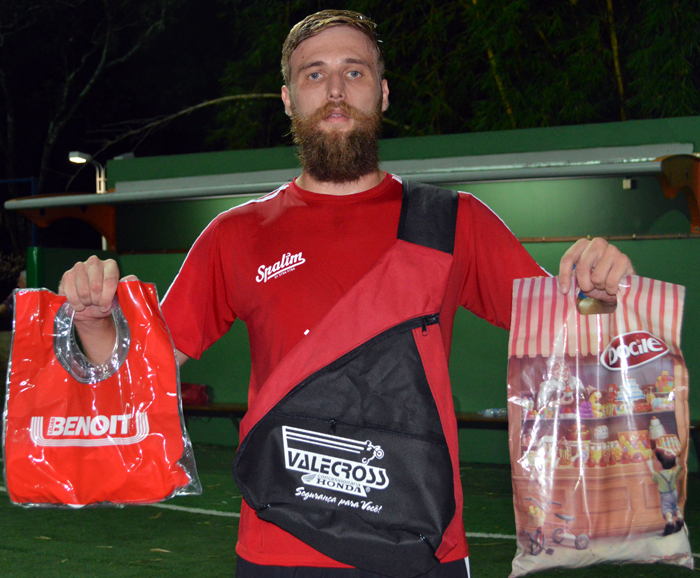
[[558, 238, 635, 309]]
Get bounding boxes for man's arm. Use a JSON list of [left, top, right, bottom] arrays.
[[59, 255, 189, 366], [557, 237, 635, 311]]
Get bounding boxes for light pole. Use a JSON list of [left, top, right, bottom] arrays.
[[69, 151, 106, 194], [68, 151, 108, 250]]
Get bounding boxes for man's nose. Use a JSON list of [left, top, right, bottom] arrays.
[[327, 72, 345, 101]]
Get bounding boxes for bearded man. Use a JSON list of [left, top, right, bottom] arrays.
[[60, 9, 634, 578]]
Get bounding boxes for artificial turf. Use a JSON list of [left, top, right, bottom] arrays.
[[1, 444, 240, 578], [2, 444, 697, 577]]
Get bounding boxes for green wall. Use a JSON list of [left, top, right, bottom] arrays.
[[460, 177, 691, 238], [107, 115, 700, 185], [114, 174, 691, 252]]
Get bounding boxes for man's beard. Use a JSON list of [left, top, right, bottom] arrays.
[[290, 100, 382, 184]]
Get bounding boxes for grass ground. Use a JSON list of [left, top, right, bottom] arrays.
[[2, 444, 698, 577]]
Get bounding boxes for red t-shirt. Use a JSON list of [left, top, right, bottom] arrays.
[[161, 173, 547, 567]]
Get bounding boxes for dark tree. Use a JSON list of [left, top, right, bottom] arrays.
[[0, 0, 178, 195], [208, 0, 700, 146]]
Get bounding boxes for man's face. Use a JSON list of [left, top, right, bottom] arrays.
[[281, 26, 390, 183], [282, 26, 389, 129]]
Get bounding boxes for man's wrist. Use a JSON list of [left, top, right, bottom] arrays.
[[74, 315, 117, 364], [74, 314, 115, 335]]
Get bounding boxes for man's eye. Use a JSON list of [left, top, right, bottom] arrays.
[[348, 70, 362, 78], [309, 72, 321, 80]]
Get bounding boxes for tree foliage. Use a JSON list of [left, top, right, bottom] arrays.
[[0, 0, 178, 195], [626, 0, 700, 118], [210, 0, 700, 147]]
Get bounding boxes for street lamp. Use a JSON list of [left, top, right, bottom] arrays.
[[69, 151, 106, 194]]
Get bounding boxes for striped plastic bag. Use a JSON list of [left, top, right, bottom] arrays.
[[507, 275, 692, 576]]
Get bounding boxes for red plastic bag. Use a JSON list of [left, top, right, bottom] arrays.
[[3, 280, 201, 507], [507, 276, 692, 575]]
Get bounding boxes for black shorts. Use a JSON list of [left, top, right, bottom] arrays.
[[236, 556, 470, 578]]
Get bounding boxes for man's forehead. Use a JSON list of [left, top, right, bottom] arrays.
[[289, 26, 378, 72]]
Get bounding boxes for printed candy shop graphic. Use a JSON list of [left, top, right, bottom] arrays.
[[30, 412, 149, 447], [283, 426, 389, 498], [507, 276, 693, 576]]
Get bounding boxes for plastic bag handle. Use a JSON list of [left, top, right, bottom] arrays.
[[53, 301, 131, 384]]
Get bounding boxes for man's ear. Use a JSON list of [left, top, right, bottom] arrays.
[[381, 79, 390, 112], [281, 86, 292, 117]]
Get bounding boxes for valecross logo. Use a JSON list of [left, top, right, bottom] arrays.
[[282, 426, 389, 498], [601, 331, 669, 370], [256, 252, 306, 283]]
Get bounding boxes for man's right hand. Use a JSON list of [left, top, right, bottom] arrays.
[[58, 256, 136, 364], [58, 255, 123, 320], [58, 256, 189, 367]]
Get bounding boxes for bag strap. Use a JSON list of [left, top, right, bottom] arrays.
[[397, 180, 459, 255]]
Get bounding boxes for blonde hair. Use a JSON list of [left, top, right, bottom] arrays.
[[281, 10, 384, 85]]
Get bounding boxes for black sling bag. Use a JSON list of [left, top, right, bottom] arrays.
[[233, 181, 461, 577]]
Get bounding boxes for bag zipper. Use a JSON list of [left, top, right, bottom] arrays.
[[239, 313, 444, 454], [287, 313, 440, 397]]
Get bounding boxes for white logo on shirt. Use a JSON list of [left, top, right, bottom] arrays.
[[256, 252, 306, 283]]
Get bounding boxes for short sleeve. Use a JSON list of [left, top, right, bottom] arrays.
[[160, 216, 237, 359], [456, 193, 548, 330]]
